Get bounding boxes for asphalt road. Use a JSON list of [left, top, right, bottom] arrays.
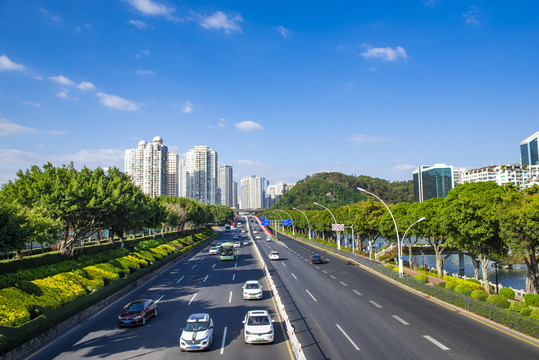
[[251, 217, 539, 360], [23, 225, 292, 360]]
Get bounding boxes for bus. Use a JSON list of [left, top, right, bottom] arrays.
[[219, 242, 235, 261], [225, 224, 231, 231]]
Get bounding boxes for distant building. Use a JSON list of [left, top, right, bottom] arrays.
[[185, 146, 218, 205], [241, 176, 268, 209], [521, 131, 539, 166], [521, 165, 539, 189], [167, 152, 179, 197], [218, 165, 234, 208], [267, 181, 295, 207], [413, 164, 454, 203], [124, 136, 170, 198], [463, 164, 532, 188], [452, 167, 466, 187]]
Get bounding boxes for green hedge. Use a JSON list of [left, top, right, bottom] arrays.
[[531, 309, 539, 321], [486, 294, 510, 309], [414, 274, 428, 283], [454, 283, 473, 296], [509, 301, 529, 313], [470, 289, 489, 301], [442, 276, 484, 291], [499, 288, 515, 300], [523, 293, 539, 307]]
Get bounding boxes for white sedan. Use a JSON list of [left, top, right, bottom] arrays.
[[243, 310, 274, 344], [242, 280, 263, 300], [269, 251, 279, 261]]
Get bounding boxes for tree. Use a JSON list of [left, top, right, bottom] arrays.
[[349, 199, 385, 257], [443, 182, 506, 293], [499, 192, 539, 294]]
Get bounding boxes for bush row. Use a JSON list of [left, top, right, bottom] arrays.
[[0, 230, 213, 328]]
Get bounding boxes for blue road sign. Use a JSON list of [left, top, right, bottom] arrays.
[[260, 216, 265, 220], [261, 220, 271, 226], [282, 219, 292, 226]]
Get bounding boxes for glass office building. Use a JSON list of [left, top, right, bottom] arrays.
[[521, 131, 539, 166], [413, 164, 454, 203]]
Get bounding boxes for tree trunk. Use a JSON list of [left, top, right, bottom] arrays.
[[478, 250, 491, 294], [408, 243, 413, 270], [470, 255, 480, 280], [524, 251, 539, 294]]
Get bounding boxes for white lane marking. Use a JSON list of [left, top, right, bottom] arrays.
[[304, 259, 308, 262], [305, 289, 317, 302], [235, 262, 237, 268], [330, 275, 337, 279], [220, 327, 228, 354], [392, 315, 410, 325], [282, 263, 287, 267], [232, 274, 236, 281], [200, 257, 205, 261], [188, 293, 197, 305], [336, 324, 360, 351], [315, 266, 320, 269], [369, 300, 383, 308], [203, 275, 209, 282], [229, 291, 233, 303], [191, 264, 197, 270], [352, 290, 362, 296], [155, 295, 165, 303], [177, 276, 185, 284], [423, 335, 450, 350], [322, 270, 327, 274], [212, 264, 216, 269], [291, 273, 298, 280], [339, 281, 348, 287]]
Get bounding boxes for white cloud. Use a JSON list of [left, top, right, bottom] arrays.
[[0, 55, 26, 72], [234, 159, 265, 166], [182, 100, 193, 113], [49, 75, 74, 85], [392, 163, 417, 173], [421, 0, 441, 7], [349, 134, 391, 143], [137, 49, 151, 58], [463, 6, 480, 25], [137, 69, 155, 75], [276, 25, 290, 38], [129, 19, 148, 29], [56, 90, 69, 99], [96, 92, 138, 111], [360, 45, 408, 61], [0, 118, 37, 136], [200, 11, 243, 34], [235, 121, 263, 132], [39, 7, 63, 22], [66, 148, 125, 163], [77, 81, 95, 91], [124, 0, 174, 17], [218, 118, 226, 128]]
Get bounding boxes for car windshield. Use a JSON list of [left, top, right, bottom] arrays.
[[185, 321, 209, 332], [313, 255, 321, 259], [125, 303, 144, 312], [247, 315, 270, 326], [245, 283, 259, 289]]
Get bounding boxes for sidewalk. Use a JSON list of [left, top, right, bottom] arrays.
[[401, 267, 445, 285]]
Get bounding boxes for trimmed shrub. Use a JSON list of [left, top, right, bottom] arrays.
[[384, 264, 395, 269], [486, 294, 510, 309], [393, 267, 399, 273], [414, 274, 428, 282], [454, 283, 473, 296], [32, 274, 88, 309], [509, 301, 528, 313], [499, 288, 515, 300], [530, 309, 539, 321], [520, 307, 533, 316], [442, 276, 484, 290], [467, 279, 481, 285], [437, 282, 446, 288], [445, 281, 458, 291], [523, 293, 539, 307], [417, 266, 425, 272], [470, 289, 489, 301]]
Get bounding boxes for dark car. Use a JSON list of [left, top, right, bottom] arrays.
[[311, 254, 324, 264], [118, 299, 157, 327]]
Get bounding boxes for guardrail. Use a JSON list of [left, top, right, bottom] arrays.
[[249, 217, 307, 360]]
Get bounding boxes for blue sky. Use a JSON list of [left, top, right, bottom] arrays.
[[1, 0, 538, 186]]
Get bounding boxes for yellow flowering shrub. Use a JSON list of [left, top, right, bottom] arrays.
[[116, 256, 141, 271], [32, 274, 87, 309], [0, 304, 30, 327], [83, 263, 120, 283]]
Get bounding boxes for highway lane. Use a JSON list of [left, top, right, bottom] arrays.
[[250, 216, 539, 360], [25, 227, 291, 360]]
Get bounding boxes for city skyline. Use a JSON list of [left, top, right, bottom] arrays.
[[1, 1, 538, 186]]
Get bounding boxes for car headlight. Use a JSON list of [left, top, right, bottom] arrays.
[[133, 316, 141, 320]]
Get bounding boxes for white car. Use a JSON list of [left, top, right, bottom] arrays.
[[266, 237, 272, 242], [242, 280, 263, 300], [243, 239, 250, 246], [179, 313, 214, 351], [208, 247, 219, 255], [234, 241, 241, 248], [243, 310, 275, 344], [269, 251, 279, 261], [253, 230, 258, 234]]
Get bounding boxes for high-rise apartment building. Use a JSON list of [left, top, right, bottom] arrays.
[[463, 164, 532, 187], [167, 152, 179, 197], [521, 131, 539, 166], [267, 182, 295, 208], [218, 165, 234, 208], [185, 146, 218, 205], [240, 176, 268, 209], [125, 136, 170, 198], [413, 164, 454, 203]]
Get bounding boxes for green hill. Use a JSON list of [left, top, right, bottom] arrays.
[[274, 172, 413, 209]]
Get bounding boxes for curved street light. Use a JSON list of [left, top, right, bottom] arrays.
[[402, 217, 426, 270], [357, 187, 402, 276], [270, 210, 283, 233], [313, 202, 340, 250], [278, 209, 295, 235], [293, 207, 311, 240]]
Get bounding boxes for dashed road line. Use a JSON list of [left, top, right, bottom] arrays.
[[352, 290, 362, 296], [229, 291, 233, 303], [305, 289, 317, 302], [220, 327, 228, 354], [291, 273, 298, 280], [392, 315, 409, 325], [330, 275, 337, 279], [336, 324, 360, 351], [203, 275, 209, 282], [188, 293, 197, 305], [177, 275, 185, 284], [212, 264, 216, 269], [339, 281, 348, 287], [369, 300, 383, 308], [282, 263, 287, 267], [232, 273, 236, 281], [191, 264, 197, 270], [423, 335, 450, 350]]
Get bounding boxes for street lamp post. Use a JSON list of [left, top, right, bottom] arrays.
[[313, 202, 340, 250], [270, 210, 284, 234], [401, 217, 426, 270], [278, 209, 295, 236], [293, 207, 312, 240], [357, 187, 403, 277]]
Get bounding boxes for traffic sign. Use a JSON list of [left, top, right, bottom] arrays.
[[332, 224, 345, 231], [282, 219, 292, 226], [260, 216, 265, 220], [261, 220, 270, 226]]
